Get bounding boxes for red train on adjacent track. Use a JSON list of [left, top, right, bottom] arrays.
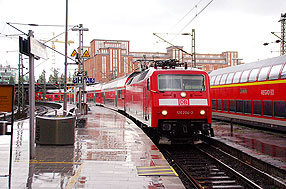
[[209, 55, 286, 132]]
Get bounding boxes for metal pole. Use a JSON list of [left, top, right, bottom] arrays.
[[192, 29, 196, 68], [78, 26, 82, 114], [28, 30, 35, 159], [63, 0, 68, 115]]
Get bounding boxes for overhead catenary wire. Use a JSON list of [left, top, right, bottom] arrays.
[[171, 0, 204, 29], [172, 0, 215, 41], [6, 22, 76, 62]]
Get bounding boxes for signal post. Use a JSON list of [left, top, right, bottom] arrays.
[[71, 24, 89, 115]]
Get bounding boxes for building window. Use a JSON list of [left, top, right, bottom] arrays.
[[102, 56, 106, 78], [124, 57, 129, 74]]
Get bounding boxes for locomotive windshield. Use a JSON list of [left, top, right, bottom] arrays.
[[158, 74, 205, 91]]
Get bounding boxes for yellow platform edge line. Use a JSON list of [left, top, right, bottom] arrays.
[[170, 166, 179, 177], [138, 168, 172, 172], [136, 166, 170, 169], [29, 161, 81, 164], [138, 172, 175, 176]]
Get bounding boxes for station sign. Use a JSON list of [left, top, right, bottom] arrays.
[[73, 78, 95, 84], [30, 37, 48, 60]]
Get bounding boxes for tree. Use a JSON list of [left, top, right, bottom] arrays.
[[9, 76, 15, 84], [48, 68, 59, 84], [37, 70, 46, 84]]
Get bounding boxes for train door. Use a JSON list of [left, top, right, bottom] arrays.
[[115, 90, 118, 107], [143, 79, 150, 121]]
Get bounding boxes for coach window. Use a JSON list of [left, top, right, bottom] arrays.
[[281, 64, 286, 79], [258, 66, 270, 81], [210, 76, 216, 86], [214, 75, 222, 85], [236, 100, 243, 113], [240, 70, 250, 83], [217, 99, 222, 111], [268, 64, 282, 80], [244, 100, 252, 114], [223, 99, 228, 112], [233, 71, 242, 83], [253, 100, 261, 116], [263, 100, 273, 117], [219, 73, 228, 85], [226, 73, 234, 84], [274, 101, 286, 118], [212, 99, 217, 110], [229, 100, 235, 112], [248, 68, 259, 82]]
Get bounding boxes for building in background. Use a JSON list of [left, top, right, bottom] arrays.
[[84, 39, 242, 83], [0, 64, 17, 84], [84, 39, 133, 83]]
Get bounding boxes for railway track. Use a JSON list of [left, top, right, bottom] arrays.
[[160, 143, 286, 189]]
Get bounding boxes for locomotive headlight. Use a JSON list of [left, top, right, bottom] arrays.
[[200, 110, 206, 116], [162, 110, 168, 116], [180, 92, 187, 98]]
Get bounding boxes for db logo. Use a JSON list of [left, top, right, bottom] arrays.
[[179, 99, 189, 106]]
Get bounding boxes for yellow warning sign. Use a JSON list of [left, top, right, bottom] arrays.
[[0, 85, 14, 112], [82, 50, 90, 58], [71, 50, 77, 57]]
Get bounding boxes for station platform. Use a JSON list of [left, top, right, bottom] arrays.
[[212, 120, 286, 170], [0, 105, 185, 188]]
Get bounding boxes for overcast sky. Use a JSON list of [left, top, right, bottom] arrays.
[[0, 0, 285, 79]]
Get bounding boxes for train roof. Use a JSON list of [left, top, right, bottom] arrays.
[[102, 72, 140, 90], [210, 55, 286, 76], [86, 84, 102, 91]]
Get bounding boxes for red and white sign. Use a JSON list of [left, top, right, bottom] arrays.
[[179, 99, 189, 106]]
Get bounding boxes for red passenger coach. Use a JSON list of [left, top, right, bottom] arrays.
[[210, 55, 286, 132]]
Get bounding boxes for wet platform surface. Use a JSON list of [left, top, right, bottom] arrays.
[[212, 120, 286, 169], [0, 105, 185, 188]]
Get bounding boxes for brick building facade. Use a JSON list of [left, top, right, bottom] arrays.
[[84, 39, 242, 83]]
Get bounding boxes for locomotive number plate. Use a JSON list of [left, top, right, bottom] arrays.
[[177, 111, 193, 115]]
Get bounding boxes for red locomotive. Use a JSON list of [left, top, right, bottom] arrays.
[[87, 60, 213, 143], [210, 55, 286, 132]]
